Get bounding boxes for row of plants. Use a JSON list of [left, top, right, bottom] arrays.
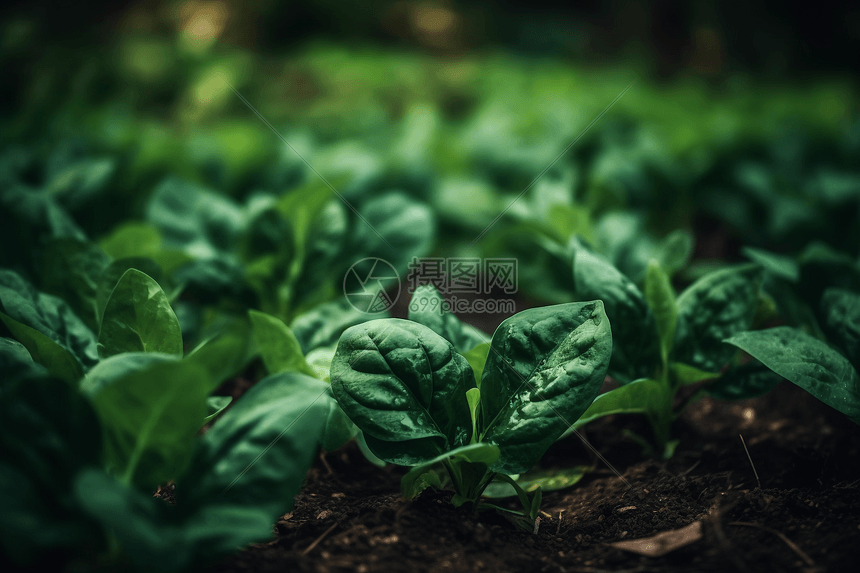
[[2, 138, 859, 571]]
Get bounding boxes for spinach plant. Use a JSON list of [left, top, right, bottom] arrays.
[[329, 300, 611, 527], [564, 239, 768, 457], [0, 263, 331, 571]]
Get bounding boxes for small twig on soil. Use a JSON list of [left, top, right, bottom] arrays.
[[738, 434, 761, 489], [728, 522, 815, 567], [319, 451, 335, 476], [556, 510, 564, 535], [679, 460, 700, 477], [300, 523, 338, 556]]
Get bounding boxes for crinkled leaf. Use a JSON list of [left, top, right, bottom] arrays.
[[724, 327, 860, 423], [480, 301, 612, 474], [408, 284, 488, 352], [571, 237, 660, 383], [330, 319, 474, 465], [673, 264, 763, 372], [248, 309, 316, 377], [98, 269, 183, 359]]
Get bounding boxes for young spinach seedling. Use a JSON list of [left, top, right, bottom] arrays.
[[330, 301, 612, 528]]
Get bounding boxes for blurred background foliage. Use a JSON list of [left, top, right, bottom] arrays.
[[2, 0, 859, 305]]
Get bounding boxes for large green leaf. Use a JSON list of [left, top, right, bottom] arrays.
[[571, 237, 660, 383], [724, 327, 860, 423], [330, 319, 474, 465], [408, 284, 488, 352], [0, 268, 97, 374], [177, 372, 328, 512], [84, 357, 212, 490], [673, 264, 763, 372], [820, 288, 860, 370], [480, 301, 612, 474], [248, 309, 316, 377], [98, 269, 183, 359]]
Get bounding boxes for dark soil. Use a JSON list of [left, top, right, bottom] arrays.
[[208, 382, 860, 573]]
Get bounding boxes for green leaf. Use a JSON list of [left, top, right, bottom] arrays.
[[669, 362, 720, 386], [571, 237, 660, 383], [466, 387, 481, 444], [39, 238, 111, 331], [742, 246, 799, 283], [291, 298, 386, 353], [673, 264, 763, 372], [330, 319, 474, 465], [408, 284, 488, 352], [321, 399, 358, 451], [146, 177, 245, 259], [184, 321, 256, 390], [96, 257, 165, 324], [0, 311, 84, 383], [100, 222, 163, 260], [400, 443, 500, 500], [0, 336, 47, 381], [820, 288, 860, 370], [482, 466, 590, 498], [85, 358, 212, 490], [724, 327, 860, 423], [572, 377, 671, 429], [73, 468, 186, 572], [644, 260, 678, 366], [480, 301, 612, 474], [80, 352, 177, 396], [248, 309, 316, 377], [655, 229, 694, 278], [305, 345, 337, 381], [177, 371, 328, 512], [463, 342, 491, 388], [203, 396, 232, 425], [0, 268, 98, 370], [352, 192, 436, 273], [98, 269, 183, 359], [0, 376, 104, 567]]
